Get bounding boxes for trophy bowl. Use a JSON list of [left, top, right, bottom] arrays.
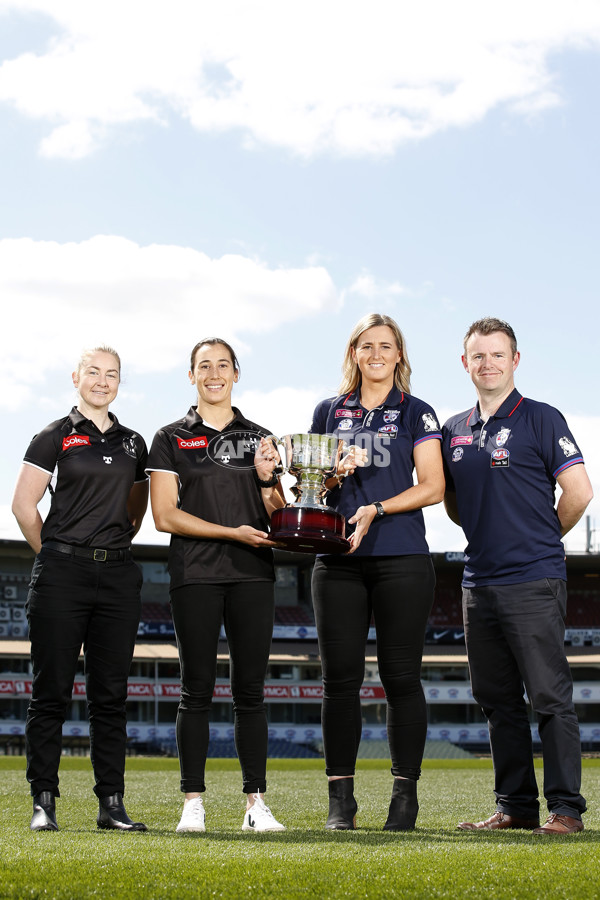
[[269, 433, 350, 554]]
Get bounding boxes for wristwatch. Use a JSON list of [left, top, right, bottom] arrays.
[[373, 501, 386, 517]]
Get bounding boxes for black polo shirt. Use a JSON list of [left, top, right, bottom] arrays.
[[146, 407, 275, 587], [23, 407, 148, 549], [442, 389, 585, 586], [310, 386, 442, 556]]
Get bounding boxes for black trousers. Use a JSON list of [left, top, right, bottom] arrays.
[[464, 578, 586, 819], [26, 548, 142, 798], [170, 581, 274, 794], [312, 554, 435, 779]]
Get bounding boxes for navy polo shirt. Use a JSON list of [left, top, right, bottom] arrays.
[[23, 407, 148, 549], [146, 406, 275, 587], [310, 386, 442, 557], [442, 389, 585, 587]]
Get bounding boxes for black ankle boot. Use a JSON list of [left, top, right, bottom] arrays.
[[383, 778, 418, 831], [325, 778, 357, 830], [97, 793, 147, 832], [31, 791, 58, 832]]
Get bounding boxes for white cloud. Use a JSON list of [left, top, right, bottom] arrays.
[[0, 235, 340, 409], [1, 1, 600, 158]]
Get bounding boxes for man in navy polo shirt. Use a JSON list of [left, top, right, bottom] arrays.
[[442, 317, 593, 835]]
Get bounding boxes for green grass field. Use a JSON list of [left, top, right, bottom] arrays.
[[1, 756, 599, 899]]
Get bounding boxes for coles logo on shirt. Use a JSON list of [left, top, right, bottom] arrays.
[[62, 435, 91, 450], [176, 436, 208, 450]]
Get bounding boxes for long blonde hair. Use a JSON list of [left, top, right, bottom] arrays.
[[338, 313, 411, 395]]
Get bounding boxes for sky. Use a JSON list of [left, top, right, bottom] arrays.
[[1, 0, 599, 554]]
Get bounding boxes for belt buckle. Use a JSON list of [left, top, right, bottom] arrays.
[[93, 549, 108, 562]]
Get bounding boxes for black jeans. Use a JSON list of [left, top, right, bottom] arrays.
[[464, 578, 586, 819], [170, 581, 274, 794], [26, 548, 142, 798], [312, 554, 435, 779]]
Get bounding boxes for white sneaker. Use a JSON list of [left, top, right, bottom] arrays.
[[242, 794, 286, 832], [176, 796, 206, 833]]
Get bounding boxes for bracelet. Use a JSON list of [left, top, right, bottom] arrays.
[[255, 472, 279, 488]]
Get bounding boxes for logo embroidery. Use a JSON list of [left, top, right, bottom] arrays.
[[452, 447, 463, 462], [450, 435, 473, 447], [123, 436, 137, 458], [337, 419, 353, 431], [62, 435, 90, 451], [491, 448, 509, 468], [378, 424, 398, 438], [422, 413, 439, 432], [559, 436, 578, 458], [383, 410, 399, 423], [335, 409, 362, 418], [176, 436, 208, 450], [103, 456, 113, 465], [495, 428, 511, 447]]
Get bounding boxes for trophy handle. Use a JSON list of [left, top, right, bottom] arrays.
[[263, 435, 285, 475]]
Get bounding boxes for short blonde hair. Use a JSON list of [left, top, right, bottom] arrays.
[[76, 346, 121, 377], [338, 313, 411, 395]]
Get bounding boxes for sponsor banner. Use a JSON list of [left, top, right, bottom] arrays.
[[62, 434, 90, 451], [2, 720, 600, 745], [176, 435, 208, 450], [2, 676, 600, 702]]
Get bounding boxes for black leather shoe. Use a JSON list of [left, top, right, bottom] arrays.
[[458, 811, 539, 831], [384, 778, 419, 831], [325, 778, 357, 830], [97, 793, 147, 832], [31, 791, 58, 832]]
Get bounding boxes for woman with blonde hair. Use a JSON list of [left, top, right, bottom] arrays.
[[12, 346, 148, 832], [309, 313, 444, 831]]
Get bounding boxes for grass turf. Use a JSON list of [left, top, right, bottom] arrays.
[[1, 757, 599, 899]]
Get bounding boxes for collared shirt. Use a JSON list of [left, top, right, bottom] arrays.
[[310, 386, 442, 556], [146, 406, 275, 587], [442, 388, 585, 586], [23, 407, 148, 549]]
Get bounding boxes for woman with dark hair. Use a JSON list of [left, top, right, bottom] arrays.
[[147, 337, 286, 833], [310, 313, 445, 831], [12, 346, 148, 832]]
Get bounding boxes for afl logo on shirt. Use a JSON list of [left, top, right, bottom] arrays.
[[491, 448, 509, 468], [62, 435, 90, 451], [176, 436, 208, 450], [378, 424, 398, 438]]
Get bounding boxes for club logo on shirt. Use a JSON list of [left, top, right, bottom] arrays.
[[335, 409, 362, 418], [62, 434, 91, 450], [491, 448, 509, 467], [103, 456, 113, 465], [383, 410, 399, 423], [122, 436, 138, 458], [422, 413, 439, 432], [378, 424, 398, 438], [495, 427, 511, 447], [452, 447, 464, 462], [450, 435, 473, 447], [337, 419, 353, 431], [559, 436, 578, 458], [176, 436, 208, 450]]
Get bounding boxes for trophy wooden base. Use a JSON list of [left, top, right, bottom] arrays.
[[269, 505, 350, 554]]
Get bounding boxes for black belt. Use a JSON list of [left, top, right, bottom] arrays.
[[43, 541, 132, 562]]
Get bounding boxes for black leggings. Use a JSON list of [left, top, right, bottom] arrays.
[[170, 581, 274, 794], [312, 554, 435, 779]]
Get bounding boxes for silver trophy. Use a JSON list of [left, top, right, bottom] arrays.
[[269, 433, 350, 554]]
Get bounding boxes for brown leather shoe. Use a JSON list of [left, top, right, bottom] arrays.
[[532, 814, 584, 835], [458, 811, 539, 831]]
